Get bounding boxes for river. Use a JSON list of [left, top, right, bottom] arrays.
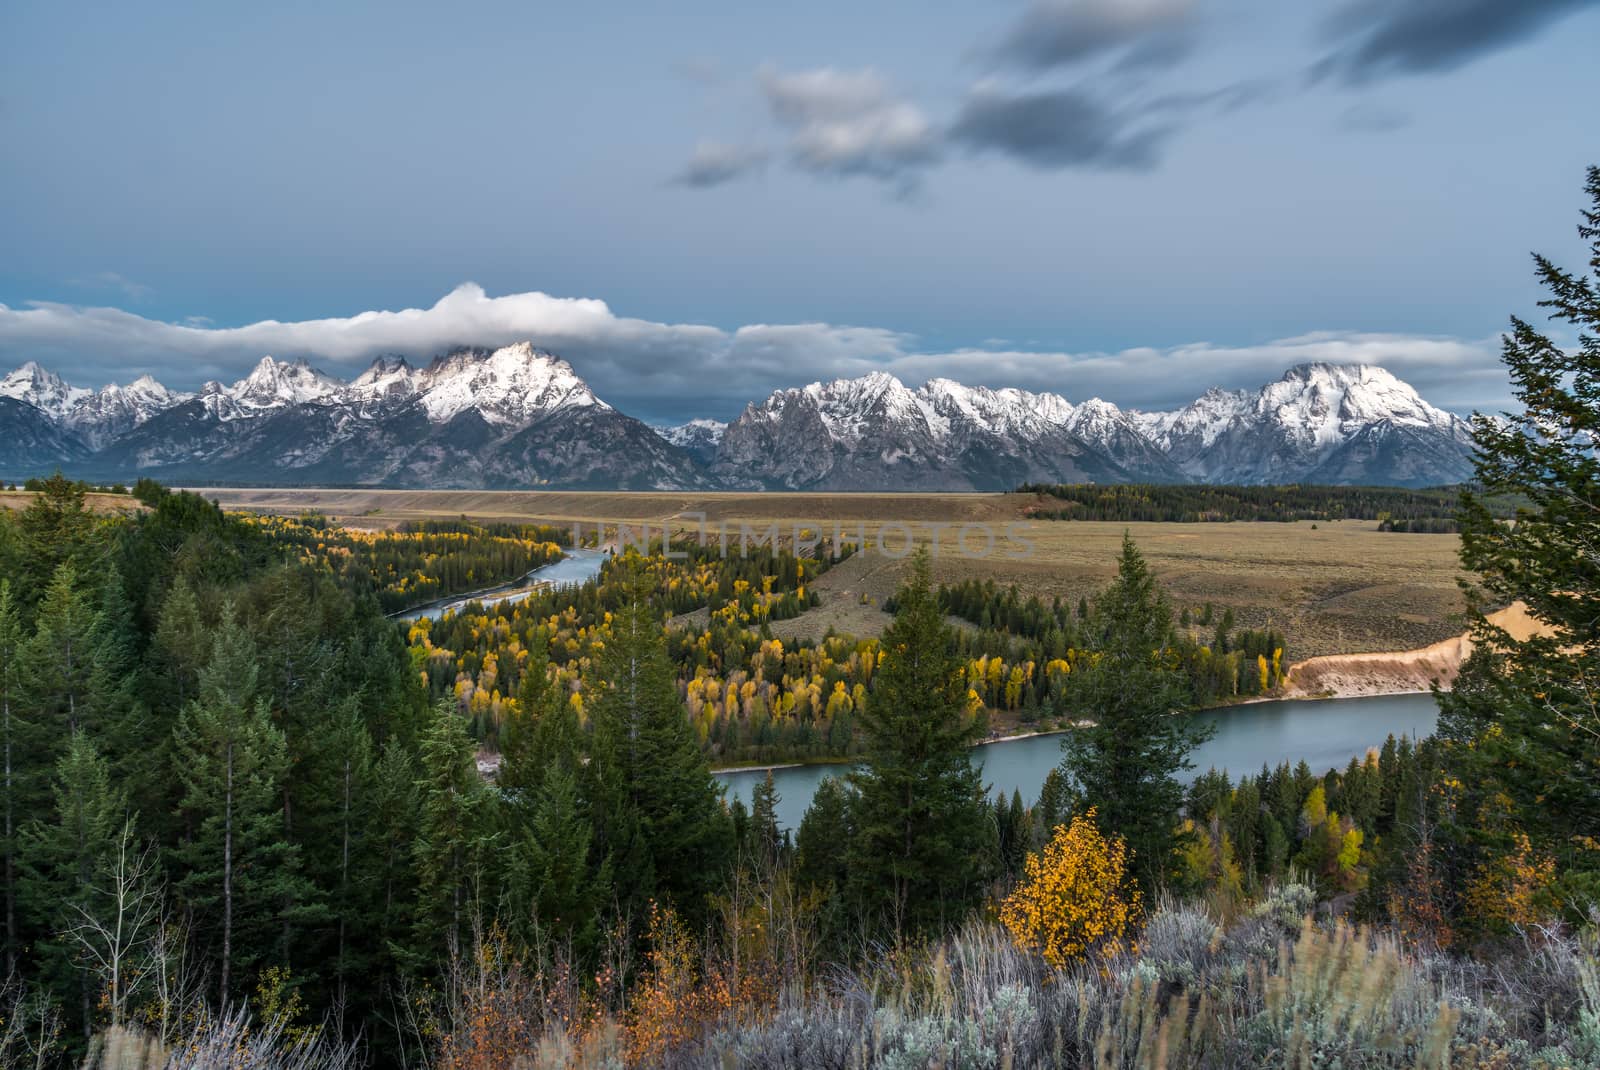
[[717, 691, 1440, 831], [394, 547, 610, 621]]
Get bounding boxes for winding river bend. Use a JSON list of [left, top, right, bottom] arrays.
[[718, 692, 1440, 831], [394, 547, 610, 621]]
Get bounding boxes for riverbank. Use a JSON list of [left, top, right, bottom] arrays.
[[1279, 602, 1544, 699]]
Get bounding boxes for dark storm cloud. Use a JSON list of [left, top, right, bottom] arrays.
[[992, 0, 1196, 72], [1314, 0, 1600, 85], [948, 87, 1172, 170]]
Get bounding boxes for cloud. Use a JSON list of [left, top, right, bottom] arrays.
[[1313, 0, 1599, 85], [948, 86, 1172, 170], [991, 0, 1196, 72], [0, 285, 1510, 422], [758, 66, 940, 187], [672, 141, 768, 188]]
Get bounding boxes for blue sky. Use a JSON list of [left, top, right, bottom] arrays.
[[1, 0, 1597, 423]]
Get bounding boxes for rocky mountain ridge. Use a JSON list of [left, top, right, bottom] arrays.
[[0, 347, 1478, 489]]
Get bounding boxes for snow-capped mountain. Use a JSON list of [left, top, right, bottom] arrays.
[[66, 375, 194, 448], [1132, 363, 1476, 487], [199, 356, 343, 421], [97, 344, 706, 489], [0, 362, 91, 422], [0, 352, 1479, 489], [0, 363, 192, 457], [661, 419, 727, 463], [714, 374, 1183, 490]]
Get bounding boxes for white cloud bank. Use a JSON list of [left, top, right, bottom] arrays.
[[0, 283, 1511, 422]]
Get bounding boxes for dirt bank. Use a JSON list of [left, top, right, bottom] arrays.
[[1281, 602, 1548, 698]]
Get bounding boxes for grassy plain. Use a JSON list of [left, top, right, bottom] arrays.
[[198, 487, 1469, 660]]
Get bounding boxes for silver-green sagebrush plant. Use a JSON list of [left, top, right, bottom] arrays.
[[644, 894, 1600, 1070]]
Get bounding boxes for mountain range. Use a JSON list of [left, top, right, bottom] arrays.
[[0, 345, 1479, 490]]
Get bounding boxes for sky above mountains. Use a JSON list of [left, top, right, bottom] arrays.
[[2, 0, 1596, 423]]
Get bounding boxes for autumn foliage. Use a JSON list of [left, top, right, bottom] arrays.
[[999, 810, 1142, 969]]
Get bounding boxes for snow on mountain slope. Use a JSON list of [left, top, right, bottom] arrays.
[[0, 352, 1478, 489], [413, 343, 607, 426], [232, 356, 343, 414], [66, 375, 194, 448], [661, 419, 728, 464], [0, 362, 92, 421]]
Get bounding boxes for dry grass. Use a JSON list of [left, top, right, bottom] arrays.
[[0, 490, 144, 516], [197, 489, 1470, 660]]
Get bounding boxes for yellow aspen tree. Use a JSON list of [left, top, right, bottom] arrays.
[[999, 810, 1141, 969]]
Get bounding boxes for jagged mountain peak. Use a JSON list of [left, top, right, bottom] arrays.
[[0, 354, 1477, 490], [1, 360, 92, 420], [415, 342, 606, 425], [231, 355, 343, 409]]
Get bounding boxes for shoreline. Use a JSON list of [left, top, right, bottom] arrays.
[[711, 689, 1440, 774]]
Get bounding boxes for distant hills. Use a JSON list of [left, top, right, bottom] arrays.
[[0, 345, 1479, 489]]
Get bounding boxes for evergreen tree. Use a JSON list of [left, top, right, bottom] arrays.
[[19, 732, 125, 1038], [1057, 535, 1210, 891], [152, 575, 208, 712], [369, 738, 420, 967], [16, 473, 96, 602], [511, 763, 608, 955], [301, 698, 374, 1026], [847, 549, 990, 940], [587, 591, 730, 923], [23, 562, 102, 737], [0, 582, 25, 972], [1441, 166, 1600, 907], [169, 603, 302, 1004], [794, 775, 855, 953], [412, 700, 492, 961], [747, 772, 782, 873]]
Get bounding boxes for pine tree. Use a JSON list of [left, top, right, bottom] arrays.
[[412, 700, 491, 961], [1440, 167, 1600, 907], [169, 603, 300, 1004], [23, 562, 102, 737], [747, 772, 782, 873], [19, 732, 125, 1038], [511, 764, 608, 955], [0, 582, 25, 973], [847, 549, 991, 940], [16, 473, 95, 603], [369, 738, 419, 965], [300, 698, 374, 1025], [1057, 535, 1210, 891], [153, 575, 208, 713], [586, 591, 730, 923], [500, 639, 609, 953]]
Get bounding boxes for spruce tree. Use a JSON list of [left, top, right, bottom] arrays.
[[169, 603, 302, 1004], [0, 582, 25, 972], [512, 764, 608, 955], [23, 562, 102, 737], [847, 549, 990, 940], [369, 738, 420, 966], [412, 700, 492, 962], [1440, 166, 1600, 904], [501, 640, 609, 953], [1057, 534, 1210, 891], [19, 732, 125, 1038], [747, 772, 782, 873], [586, 591, 730, 923]]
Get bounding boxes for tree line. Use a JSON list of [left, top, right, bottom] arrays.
[[1019, 481, 1519, 524]]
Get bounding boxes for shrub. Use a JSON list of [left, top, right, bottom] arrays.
[[1000, 810, 1142, 970]]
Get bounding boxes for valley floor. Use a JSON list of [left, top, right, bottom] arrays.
[[203, 486, 1468, 663]]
